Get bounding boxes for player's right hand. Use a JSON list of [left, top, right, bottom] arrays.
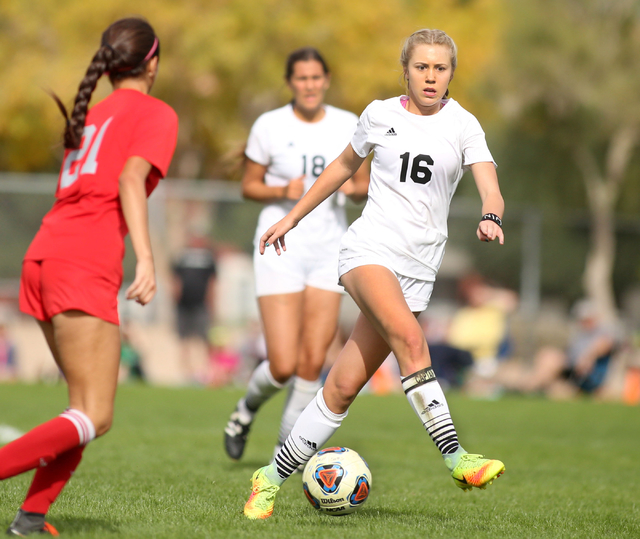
[[260, 215, 298, 255], [126, 258, 156, 305], [477, 220, 504, 245], [284, 176, 304, 200]]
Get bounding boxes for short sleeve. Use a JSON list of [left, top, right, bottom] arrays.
[[350, 102, 375, 158], [461, 114, 496, 169], [128, 102, 178, 178], [245, 114, 271, 166]]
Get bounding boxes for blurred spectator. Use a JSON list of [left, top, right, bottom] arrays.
[[446, 274, 518, 397], [206, 326, 240, 388], [367, 353, 402, 395], [233, 320, 268, 386], [118, 323, 146, 384], [429, 344, 474, 391], [500, 299, 620, 399], [420, 315, 473, 391], [621, 329, 640, 404], [0, 323, 17, 382], [172, 234, 217, 384]]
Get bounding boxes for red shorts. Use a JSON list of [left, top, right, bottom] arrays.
[[19, 259, 120, 325]]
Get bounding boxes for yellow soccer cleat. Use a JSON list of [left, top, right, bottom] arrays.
[[244, 466, 280, 520], [451, 453, 505, 491]]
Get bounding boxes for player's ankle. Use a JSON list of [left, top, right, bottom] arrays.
[[443, 446, 467, 471]]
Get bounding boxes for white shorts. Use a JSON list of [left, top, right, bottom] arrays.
[[254, 241, 345, 297], [338, 254, 434, 312]]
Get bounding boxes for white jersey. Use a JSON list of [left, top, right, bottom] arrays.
[[246, 103, 358, 249], [340, 96, 496, 281]]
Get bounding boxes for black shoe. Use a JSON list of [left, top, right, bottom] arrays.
[[6, 509, 58, 536], [224, 408, 252, 460]]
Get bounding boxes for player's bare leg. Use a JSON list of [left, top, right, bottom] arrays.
[[245, 310, 389, 519], [5, 311, 120, 535], [275, 287, 341, 452], [341, 266, 505, 490], [51, 311, 121, 435], [225, 292, 303, 460]]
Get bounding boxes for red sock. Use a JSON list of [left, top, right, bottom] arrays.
[[21, 446, 85, 514], [0, 417, 80, 480]]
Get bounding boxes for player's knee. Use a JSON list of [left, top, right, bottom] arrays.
[[268, 362, 295, 385], [297, 351, 325, 380], [326, 379, 358, 412], [394, 330, 428, 371], [94, 418, 113, 437], [87, 411, 113, 438]]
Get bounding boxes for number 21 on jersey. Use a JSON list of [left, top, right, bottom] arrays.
[[60, 117, 113, 189]]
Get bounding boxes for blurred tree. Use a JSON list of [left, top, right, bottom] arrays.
[[0, 0, 502, 177], [497, 0, 640, 321]]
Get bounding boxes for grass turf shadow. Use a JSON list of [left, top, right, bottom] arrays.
[[50, 516, 120, 535]]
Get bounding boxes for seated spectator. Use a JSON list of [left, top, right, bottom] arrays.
[[419, 314, 474, 391], [446, 274, 517, 397], [429, 344, 474, 391], [500, 299, 619, 399]]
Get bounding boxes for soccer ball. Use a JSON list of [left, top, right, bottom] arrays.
[[302, 446, 372, 515]]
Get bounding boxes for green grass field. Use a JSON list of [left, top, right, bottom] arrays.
[[0, 384, 638, 538]]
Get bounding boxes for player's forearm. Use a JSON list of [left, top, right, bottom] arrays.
[[290, 145, 364, 222], [241, 159, 291, 203], [120, 172, 153, 264], [480, 190, 504, 218], [241, 181, 287, 202], [343, 161, 370, 204], [471, 162, 504, 218], [581, 336, 615, 365]]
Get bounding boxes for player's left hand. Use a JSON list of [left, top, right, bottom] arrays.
[[477, 220, 504, 244], [260, 215, 298, 255], [126, 257, 157, 305]]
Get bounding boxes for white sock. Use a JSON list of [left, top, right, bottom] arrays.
[[402, 367, 465, 469], [277, 377, 322, 446], [244, 360, 285, 413], [265, 388, 347, 485], [60, 408, 96, 445]]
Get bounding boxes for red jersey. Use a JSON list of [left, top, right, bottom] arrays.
[[24, 89, 178, 287]]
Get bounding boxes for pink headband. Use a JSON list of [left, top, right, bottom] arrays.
[[144, 37, 158, 62]]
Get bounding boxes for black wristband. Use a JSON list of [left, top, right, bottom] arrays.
[[481, 213, 502, 228]]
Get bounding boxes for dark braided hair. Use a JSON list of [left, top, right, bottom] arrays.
[[50, 18, 160, 149]]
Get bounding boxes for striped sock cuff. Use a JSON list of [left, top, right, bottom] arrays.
[[275, 439, 308, 480], [401, 367, 436, 394], [60, 409, 96, 446]]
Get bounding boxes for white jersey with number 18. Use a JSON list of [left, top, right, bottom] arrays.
[[246, 103, 358, 250], [340, 96, 496, 282]]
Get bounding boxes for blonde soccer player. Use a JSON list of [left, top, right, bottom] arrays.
[[244, 29, 505, 520]]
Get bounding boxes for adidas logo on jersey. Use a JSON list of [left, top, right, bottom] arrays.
[[385, 127, 397, 136]]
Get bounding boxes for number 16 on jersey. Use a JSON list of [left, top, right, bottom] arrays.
[[399, 152, 433, 185]]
